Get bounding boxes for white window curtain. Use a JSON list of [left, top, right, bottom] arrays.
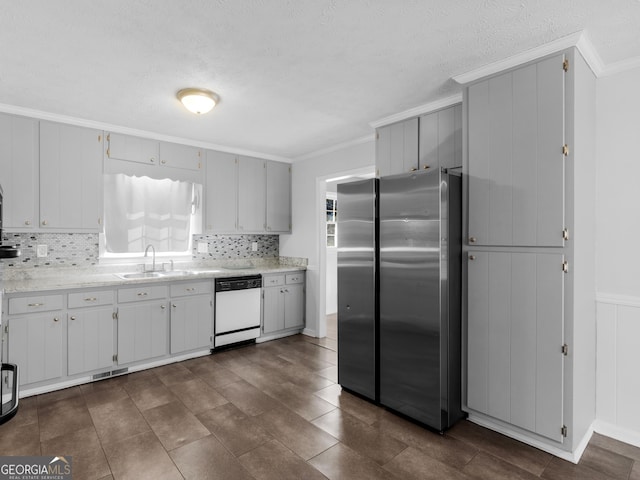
[[104, 174, 195, 254]]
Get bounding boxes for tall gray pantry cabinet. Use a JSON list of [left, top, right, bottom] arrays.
[[463, 49, 596, 458]]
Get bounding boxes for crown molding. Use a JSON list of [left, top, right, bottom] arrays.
[[369, 94, 462, 129], [452, 31, 591, 85], [0, 103, 293, 163], [294, 134, 375, 162], [600, 55, 640, 78], [575, 30, 605, 77]]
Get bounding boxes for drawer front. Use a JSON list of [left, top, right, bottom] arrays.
[[8, 294, 64, 314], [263, 275, 285, 287], [170, 281, 211, 297], [118, 285, 168, 303], [68, 290, 114, 308], [285, 273, 305, 285]]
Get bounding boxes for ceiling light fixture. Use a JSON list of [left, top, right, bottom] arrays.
[[177, 88, 218, 115]]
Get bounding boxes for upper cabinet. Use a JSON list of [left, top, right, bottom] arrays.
[[205, 153, 292, 234], [205, 150, 238, 232], [376, 117, 418, 177], [467, 55, 565, 248], [375, 104, 462, 177], [39, 121, 103, 230], [159, 142, 202, 171], [237, 156, 267, 232], [0, 113, 38, 229], [106, 132, 158, 165], [106, 133, 202, 171], [266, 160, 291, 233], [419, 104, 462, 171]]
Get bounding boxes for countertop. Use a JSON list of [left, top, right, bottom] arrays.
[[1, 258, 307, 294]]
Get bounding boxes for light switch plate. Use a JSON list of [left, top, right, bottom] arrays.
[[36, 244, 48, 257], [251, 242, 258, 252], [197, 242, 209, 253]]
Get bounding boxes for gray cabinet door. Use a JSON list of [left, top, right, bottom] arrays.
[[107, 132, 158, 165], [266, 161, 291, 232], [40, 122, 103, 230], [262, 286, 284, 333], [67, 307, 114, 376], [466, 251, 565, 441], [237, 156, 266, 232], [419, 104, 462, 171], [8, 313, 64, 385], [284, 284, 304, 329], [0, 113, 38, 229], [170, 295, 212, 354], [376, 118, 419, 176], [205, 150, 238, 232], [159, 141, 202, 171], [467, 54, 565, 247], [117, 302, 168, 364]]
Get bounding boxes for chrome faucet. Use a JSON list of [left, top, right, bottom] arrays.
[[144, 244, 156, 272]]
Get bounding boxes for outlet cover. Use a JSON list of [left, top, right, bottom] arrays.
[[197, 242, 209, 253], [251, 242, 258, 252], [36, 244, 48, 257]]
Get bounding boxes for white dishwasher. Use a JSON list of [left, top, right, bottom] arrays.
[[214, 275, 262, 348]]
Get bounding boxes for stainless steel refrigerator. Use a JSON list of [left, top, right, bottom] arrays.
[[337, 178, 378, 402], [337, 169, 463, 431]]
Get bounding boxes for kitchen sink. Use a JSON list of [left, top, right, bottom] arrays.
[[116, 271, 165, 280], [159, 270, 192, 277]]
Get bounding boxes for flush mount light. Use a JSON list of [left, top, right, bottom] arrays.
[[177, 88, 218, 115]]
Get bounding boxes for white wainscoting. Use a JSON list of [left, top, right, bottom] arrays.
[[595, 294, 640, 448]]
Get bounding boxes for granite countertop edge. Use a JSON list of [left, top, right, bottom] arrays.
[[2, 257, 308, 294]]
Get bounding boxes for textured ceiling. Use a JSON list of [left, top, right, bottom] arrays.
[[1, 0, 639, 159]]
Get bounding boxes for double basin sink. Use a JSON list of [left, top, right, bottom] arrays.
[[115, 266, 255, 280]]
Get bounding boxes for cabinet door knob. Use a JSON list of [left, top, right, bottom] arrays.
[[150, 157, 155, 163], [161, 305, 166, 310], [423, 165, 430, 170], [172, 304, 177, 308], [410, 167, 418, 172], [42, 220, 48, 226], [53, 317, 59, 322], [469, 255, 476, 261], [70, 316, 76, 321], [25, 220, 31, 225], [469, 236, 477, 243]]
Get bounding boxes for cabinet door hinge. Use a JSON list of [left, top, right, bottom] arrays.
[[562, 344, 569, 356], [106, 133, 110, 142], [562, 260, 569, 273], [98, 134, 102, 142], [112, 354, 118, 362], [4, 325, 8, 334], [112, 310, 119, 320], [562, 59, 569, 72], [562, 228, 569, 241], [376, 132, 380, 140], [562, 144, 569, 156], [106, 148, 111, 157], [561, 425, 568, 437]]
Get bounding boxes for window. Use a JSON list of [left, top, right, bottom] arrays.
[[326, 195, 337, 247], [102, 173, 202, 257]]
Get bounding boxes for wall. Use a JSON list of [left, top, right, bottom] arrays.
[[280, 138, 375, 336], [594, 65, 640, 446], [1, 232, 279, 268]]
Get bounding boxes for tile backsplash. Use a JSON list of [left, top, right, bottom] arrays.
[[1, 232, 279, 268]]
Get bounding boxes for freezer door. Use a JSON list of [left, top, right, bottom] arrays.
[[337, 178, 377, 401], [379, 170, 443, 428]]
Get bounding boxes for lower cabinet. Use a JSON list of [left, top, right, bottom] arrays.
[[7, 312, 64, 386], [262, 272, 305, 335], [466, 251, 565, 442], [68, 306, 114, 376], [116, 285, 169, 365], [169, 281, 213, 354]]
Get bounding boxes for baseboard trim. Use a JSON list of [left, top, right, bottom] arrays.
[[467, 413, 594, 464], [594, 420, 640, 449]]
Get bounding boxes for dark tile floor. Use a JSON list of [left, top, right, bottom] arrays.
[[1, 315, 640, 479]]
